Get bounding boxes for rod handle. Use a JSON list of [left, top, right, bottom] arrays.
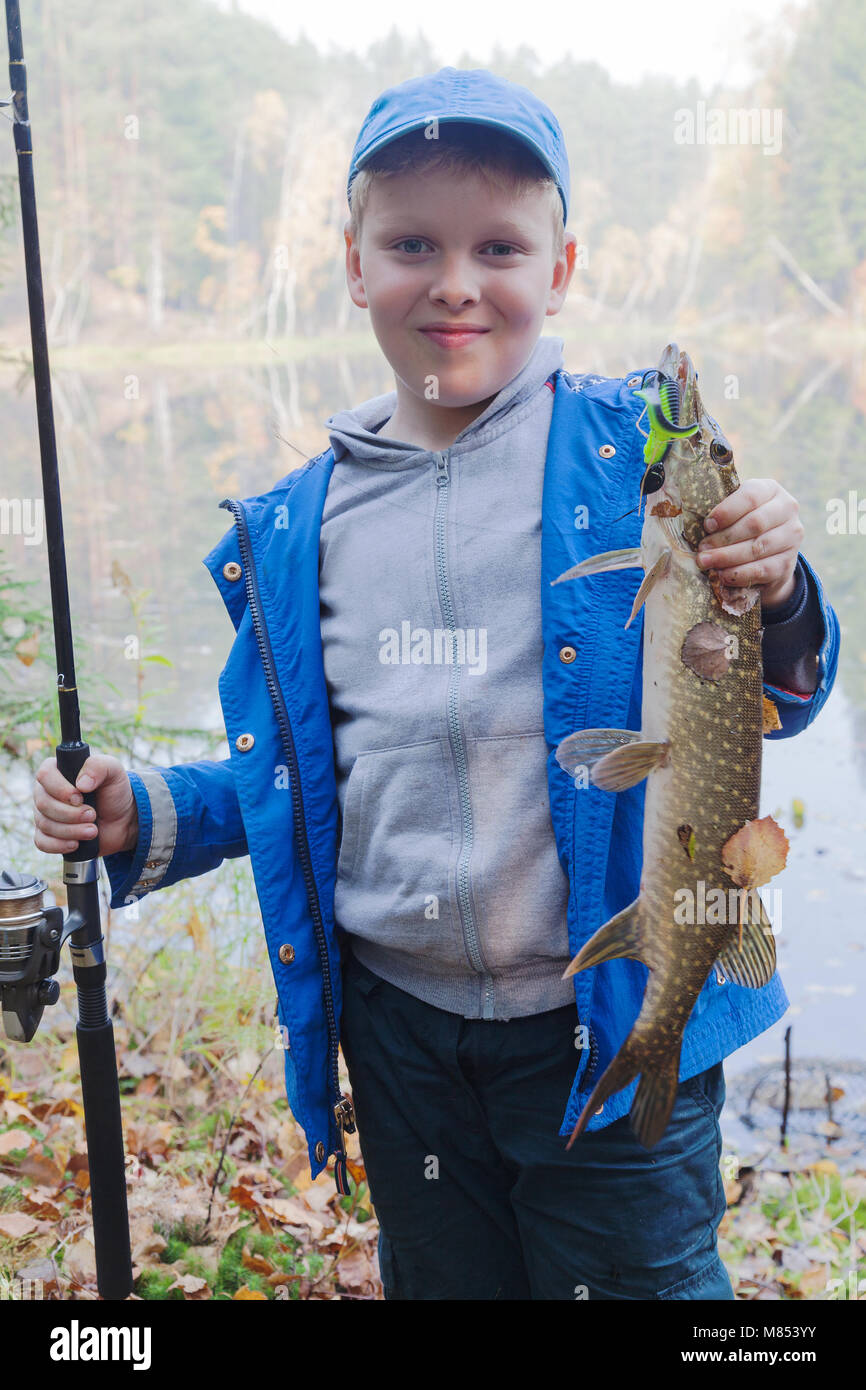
[[56, 741, 99, 864], [76, 1019, 133, 1299]]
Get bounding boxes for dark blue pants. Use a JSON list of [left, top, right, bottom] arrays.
[[339, 948, 734, 1301]]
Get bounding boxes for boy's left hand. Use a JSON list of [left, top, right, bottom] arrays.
[[696, 478, 804, 609]]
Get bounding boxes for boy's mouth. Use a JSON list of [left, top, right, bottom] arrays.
[[418, 323, 491, 350]]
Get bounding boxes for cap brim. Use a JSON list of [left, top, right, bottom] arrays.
[[351, 116, 566, 220]]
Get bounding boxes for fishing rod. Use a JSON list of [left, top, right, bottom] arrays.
[[0, 0, 132, 1299]]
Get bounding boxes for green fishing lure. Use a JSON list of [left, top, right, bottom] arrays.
[[632, 373, 700, 467]]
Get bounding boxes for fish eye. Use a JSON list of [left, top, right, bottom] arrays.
[[710, 438, 733, 465], [643, 462, 665, 494]]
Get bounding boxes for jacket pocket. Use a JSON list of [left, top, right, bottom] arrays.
[[334, 739, 464, 962]]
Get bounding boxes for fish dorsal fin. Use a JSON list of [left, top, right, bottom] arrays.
[[563, 898, 653, 977], [714, 890, 777, 987]]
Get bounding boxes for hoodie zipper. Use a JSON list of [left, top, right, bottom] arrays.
[[219, 497, 355, 1192], [433, 452, 495, 1019]]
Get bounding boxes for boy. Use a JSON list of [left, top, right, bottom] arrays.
[[33, 68, 839, 1300]]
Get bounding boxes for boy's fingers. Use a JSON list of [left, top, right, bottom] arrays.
[[37, 763, 86, 806], [72, 754, 107, 791], [697, 520, 800, 573], [33, 784, 96, 823], [705, 478, 778, 533], [35, 831, 82, 854], [34, 811, 97, 840], [699, 496, 790, 553]]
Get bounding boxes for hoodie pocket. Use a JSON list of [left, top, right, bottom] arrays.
[[334, 738, 464, 961]]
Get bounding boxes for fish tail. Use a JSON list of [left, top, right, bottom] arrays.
[[565, 1046, 641, 1150], [629, 1057, 681, 1150]]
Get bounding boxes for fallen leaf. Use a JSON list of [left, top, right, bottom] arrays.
[[681, 621, 732, 682], [2, 1100, 39, 1125], [233, 1285, 267, 1300], [0, 1213, 38, 1239], [708, 568, 760, 615], [762, 696, 782, 733], [14, 635, 40, 666], [122, 1052, 160, 1080], [242, 1250, 275, 1276], [64, 1239, 98, 1283], [0, 1081, 29, 1104], [721, 815, 789, 888], [261, 1197, 327, 1235], [29, 1098, 83, 1121], [335, 1245, 380, 1295], [0, 1129, 37, 1157], [20, 1186, 62, 1220], [677, 824, 696, 860], [15, 1153, 63, 1186], [168, 1273, 209, 1299]]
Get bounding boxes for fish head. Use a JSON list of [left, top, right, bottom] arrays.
[[645, 346, 740, 552]]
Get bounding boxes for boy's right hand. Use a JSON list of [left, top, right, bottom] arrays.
[[32, 754, 139, 858]]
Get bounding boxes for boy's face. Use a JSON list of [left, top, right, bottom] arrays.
[[345, 166, 576, 417]]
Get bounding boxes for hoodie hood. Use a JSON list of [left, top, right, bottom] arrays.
[[325, 335, 565, 468]]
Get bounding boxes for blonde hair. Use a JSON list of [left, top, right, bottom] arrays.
[[348, 124, 566, 256]]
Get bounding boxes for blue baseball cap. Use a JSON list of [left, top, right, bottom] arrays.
[[347, 67, 570, 223]]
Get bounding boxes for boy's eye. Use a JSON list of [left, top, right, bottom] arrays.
[[483, 242, 518, 257], [393, 238, 431, 255]]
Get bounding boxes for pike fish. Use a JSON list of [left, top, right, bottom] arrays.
[[553, 344, 788, 1149]]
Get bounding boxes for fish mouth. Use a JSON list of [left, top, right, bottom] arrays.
[[655, 343, 698, 426]]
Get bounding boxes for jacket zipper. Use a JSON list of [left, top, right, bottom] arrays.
[[219, 497, 355, 1191], [433, 452, 494, 1019]]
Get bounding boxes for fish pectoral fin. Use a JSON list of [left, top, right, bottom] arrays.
[[555, 727, 644, 779], [562, 898, 648, 978], [714, 889, 777, 988], [624, 548, 672, 629], [551, 547, 644, 586], [591, 740, 670, 792]]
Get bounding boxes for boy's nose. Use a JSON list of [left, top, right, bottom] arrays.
[[427, 255, 481, 309]]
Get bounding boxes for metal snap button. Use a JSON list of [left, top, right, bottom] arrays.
[[594, 1103, 604, 1116], [315, 1141, 325, 1163], [236, 733, 255, 751], [627, 376, 641, 387], [559, 645, 577, 664], [278, 943, 295, 964], [223, 561, 242, 582], [598, 444, 616, 459]]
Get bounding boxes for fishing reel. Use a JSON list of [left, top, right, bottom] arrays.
[[0, 869, 83, 1043]]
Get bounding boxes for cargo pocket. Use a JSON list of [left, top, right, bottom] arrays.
[[656, 1252, 733, 1300], [334, 739, 463, 962]]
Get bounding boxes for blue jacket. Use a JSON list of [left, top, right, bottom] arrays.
[[104, 365, 841, 1185]]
